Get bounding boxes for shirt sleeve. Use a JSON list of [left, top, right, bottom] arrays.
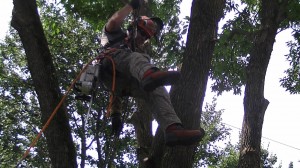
[[100, 24, 126, 48]]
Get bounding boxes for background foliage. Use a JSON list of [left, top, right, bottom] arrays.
[[211, 0, 300, 95]]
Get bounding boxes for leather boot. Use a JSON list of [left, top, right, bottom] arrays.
[[165, 124, 205, 147], [141, 68, 181, 91]]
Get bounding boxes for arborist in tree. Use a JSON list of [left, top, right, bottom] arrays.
[[100, 0, 205, 146]]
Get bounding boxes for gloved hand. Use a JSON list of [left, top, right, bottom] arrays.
[[129, 0, 140, 10], [111, 113, 123, 137]]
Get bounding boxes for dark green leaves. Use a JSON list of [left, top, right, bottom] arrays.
[[211, 2, 258, 95], [280, 36, 300, 94], [60, 0, 124, 30]]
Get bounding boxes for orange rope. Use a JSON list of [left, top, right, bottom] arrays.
[[104, 56, 116, 118]]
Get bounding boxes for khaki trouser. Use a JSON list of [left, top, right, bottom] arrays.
[[101, 49, 182, 131]]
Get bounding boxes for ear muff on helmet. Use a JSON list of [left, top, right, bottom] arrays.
[[149, 17, 164, 31]]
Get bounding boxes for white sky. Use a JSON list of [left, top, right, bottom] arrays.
[[1, 0, 299, 167]]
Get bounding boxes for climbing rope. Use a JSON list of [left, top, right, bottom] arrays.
[[103, 55, 116, 118]]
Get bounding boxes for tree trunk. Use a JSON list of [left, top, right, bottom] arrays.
[[161, 0, 225, 167], [11, 0, 77, 167], [238, 0, 288, 167]]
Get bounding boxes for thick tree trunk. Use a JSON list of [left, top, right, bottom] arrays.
[[11, 0, 77, 167], [238, 0, 288, 167], [161, 0, 225, 167]]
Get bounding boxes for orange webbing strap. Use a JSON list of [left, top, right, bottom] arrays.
[[98, 48, 118, 118], [17, 58, 96, 166]]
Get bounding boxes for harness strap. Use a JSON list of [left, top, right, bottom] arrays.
[[96, 48, 118, 60]]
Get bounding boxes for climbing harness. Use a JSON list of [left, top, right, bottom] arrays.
[[74, 48, 118, 118]]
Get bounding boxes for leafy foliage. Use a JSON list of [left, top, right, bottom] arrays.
[[0, 28, 51, 166], [211, 0, 300, 95], [260, 146, 280, 168], [217, 143, 239, 168], [279, 0, 300, 94], [280, 0, 300, 31], [150, 0, 185, 70], [209, 143, 282, 168], [194, 98, 231, 167], [59, 0, 124, 30], [211, 0, 257, 95], [280, 31, 300, 94]]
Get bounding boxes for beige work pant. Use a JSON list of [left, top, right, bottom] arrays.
[[101, 49, 181, 131]]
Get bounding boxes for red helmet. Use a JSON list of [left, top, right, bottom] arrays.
[[136, 16, 164, 38]]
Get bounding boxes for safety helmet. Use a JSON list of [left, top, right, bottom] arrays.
[[136, 16, 164, 39]]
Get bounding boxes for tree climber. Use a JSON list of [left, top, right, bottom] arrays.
[[100, 0, 205, 146]]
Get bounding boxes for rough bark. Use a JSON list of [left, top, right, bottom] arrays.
[[11, 0, 77, 167], [238, 0, 289, 167], [161, 0, 225, 167]]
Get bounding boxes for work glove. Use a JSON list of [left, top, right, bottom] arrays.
[[129, 0, 140, 10], [111, 113, 123, 137]]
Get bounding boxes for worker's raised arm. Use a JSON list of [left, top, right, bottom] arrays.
[[105, 0, 140, 32]]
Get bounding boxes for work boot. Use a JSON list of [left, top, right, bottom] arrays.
[[141, 68, 181, 91], [165, 124, 205, 147]]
